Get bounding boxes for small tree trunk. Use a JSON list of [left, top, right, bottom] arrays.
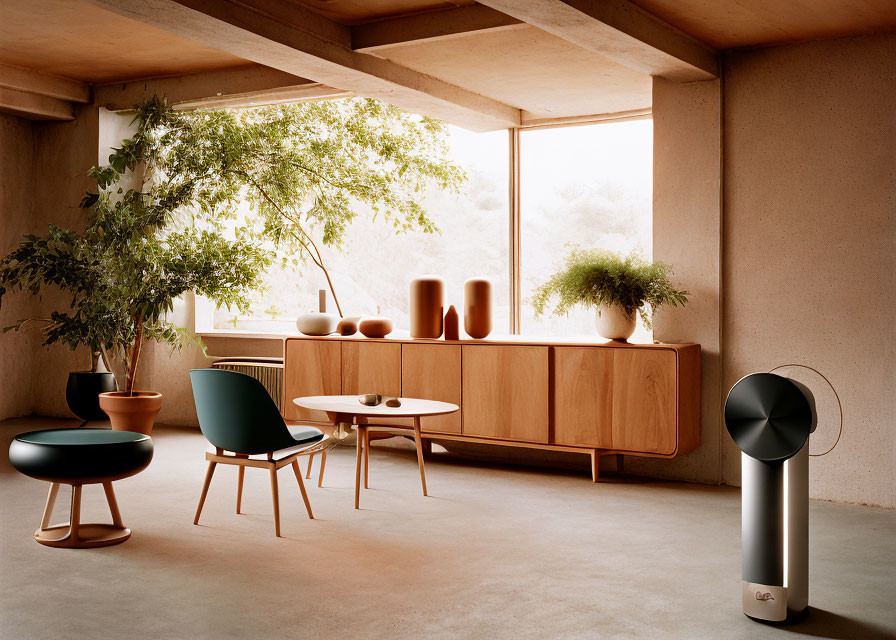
[[90, 350, 100, 373], [125, 317, 144, 396]]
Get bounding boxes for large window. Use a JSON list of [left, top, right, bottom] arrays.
[[211, 107, 651, 340], [519, 119, 653, 339], [214, 125, 510, 333]]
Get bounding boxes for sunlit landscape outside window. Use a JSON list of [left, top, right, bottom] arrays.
[[519, 119, 653, 341], [214, 124, 510, 334]]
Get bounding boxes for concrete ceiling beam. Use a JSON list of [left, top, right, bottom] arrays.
[[476, 0, 719, 81], [87, 0, 521, 131], [0, 87, 75, 120], [94, 64, 349, 111], [0, 63, 90, 103], [351, 5, 526, 52]]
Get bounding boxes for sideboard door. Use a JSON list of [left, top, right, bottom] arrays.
[[610, 349, 677, 455], [402, 343, 462, 434], [283, 339, 342, 422], [553, 347, 613, 447], [342, 341, 402, 397], [462, 345, 549, 442]]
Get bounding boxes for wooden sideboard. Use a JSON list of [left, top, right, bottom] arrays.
[[283, 335, 700, 481]]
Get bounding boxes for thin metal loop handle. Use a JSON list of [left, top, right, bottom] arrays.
[[768, 363, 843, 457]]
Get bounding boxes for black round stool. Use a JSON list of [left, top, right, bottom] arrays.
[[9, 429, 153, 548]]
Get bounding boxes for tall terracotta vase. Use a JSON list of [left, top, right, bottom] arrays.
[[464, 278, 492, 339], [410, 276, 444, 338]]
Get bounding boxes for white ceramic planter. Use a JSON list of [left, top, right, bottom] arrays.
[[595, 304, 637, 341]]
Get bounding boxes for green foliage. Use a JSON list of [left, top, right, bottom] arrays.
[[0, 97, 270, 391], [531, 249, 689, 329], [136, 96, 466, 314]]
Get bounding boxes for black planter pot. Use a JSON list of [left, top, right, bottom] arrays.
[[66, 372, 116, 422]]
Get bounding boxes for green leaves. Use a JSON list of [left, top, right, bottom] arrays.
[[531, 249, 689, 330]]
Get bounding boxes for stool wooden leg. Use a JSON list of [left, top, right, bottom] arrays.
[[103, 482, 124, 527], [236, 466, 245, 514], [194, 461, 217, 525], [413, 417, 428, 497], [291, 460, 314, 520], [69, 485, 82, 542], [269, 465, 281, 537], [305, 452, 315, 479], [40, 483, 60, 531], [318, 450, 327, 488]]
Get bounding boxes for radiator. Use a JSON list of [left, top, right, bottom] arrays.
[[211, 358, 284, 412]]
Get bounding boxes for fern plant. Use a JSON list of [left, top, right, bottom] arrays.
[[531, 249, 689, 329]]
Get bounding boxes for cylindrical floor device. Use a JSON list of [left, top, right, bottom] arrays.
[[725, 373, 815, 622]]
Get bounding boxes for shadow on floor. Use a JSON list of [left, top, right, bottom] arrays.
[[768, 607, 895, 639]]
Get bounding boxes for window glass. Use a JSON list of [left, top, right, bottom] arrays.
[[215, 125, 510, 334], [519, 120, 653, 340]]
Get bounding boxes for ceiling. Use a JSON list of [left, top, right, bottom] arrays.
[[0, 0, 251, 84], [632, 0, 896, 50], [1, 0, 895, 125], [376, 26, 651, 120]]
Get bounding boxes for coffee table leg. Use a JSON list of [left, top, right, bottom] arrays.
[[413, 417, 428, 497], [40, 483, 60, 530], [354, 423, 363, 509]]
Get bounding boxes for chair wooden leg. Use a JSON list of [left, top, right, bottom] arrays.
[[305, 452, 315, 479], [236, 465, 245, 514], [318, 450, 327, 488], [194, 461, 217, 525], [103, 482, 124, 527], [412, 417, 428, 497], [364, 428, 370, 489], [269, 465, 281, 537], [69, 485, 82, 541], [40, 483, 60, 530], [354, 426, 363, 509], [291, 460, 314, 520]]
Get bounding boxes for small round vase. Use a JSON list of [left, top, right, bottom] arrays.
[[595, 304, 636, 341], [296, 312, 339, 336], [359, 316, 393, 338]]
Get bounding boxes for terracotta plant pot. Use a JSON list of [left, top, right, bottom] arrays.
[[595, 304, 637, 341], [98, 391, 163, 436]]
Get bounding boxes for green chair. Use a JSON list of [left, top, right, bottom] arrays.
[[189, 368, 329, 537]]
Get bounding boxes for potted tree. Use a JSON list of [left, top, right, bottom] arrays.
[[0, 108, 269, 434], [531, 249, 689, 341]]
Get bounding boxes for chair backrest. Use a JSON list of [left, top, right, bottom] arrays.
[[189, 368, 291, 455]]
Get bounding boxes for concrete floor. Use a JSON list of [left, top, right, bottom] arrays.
[[1, 417, 894, 640]]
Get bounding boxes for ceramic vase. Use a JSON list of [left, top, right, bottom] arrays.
[[359, 316, 393, 338], [296, 288, 339, 336], [464, 278, 492, 339], [410, 276, 444, 338], [444, 305, 459, 341], [595, 304, 636, 341]]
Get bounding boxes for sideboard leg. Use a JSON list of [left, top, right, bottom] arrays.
[[591, 450, 600, 483]]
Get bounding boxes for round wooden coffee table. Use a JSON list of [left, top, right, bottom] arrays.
[[292, 396, 458, 509]]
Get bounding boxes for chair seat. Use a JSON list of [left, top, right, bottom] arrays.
[[208, 426, 327, 462]]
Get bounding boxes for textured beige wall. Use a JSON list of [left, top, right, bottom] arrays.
[[723, 34, 896, 508], [630, 77, 722, 483], [0, 113, 37, 420], [28, 105, 101, 417]]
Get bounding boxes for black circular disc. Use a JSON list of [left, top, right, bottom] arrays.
[[724, 373, 812, 462]]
